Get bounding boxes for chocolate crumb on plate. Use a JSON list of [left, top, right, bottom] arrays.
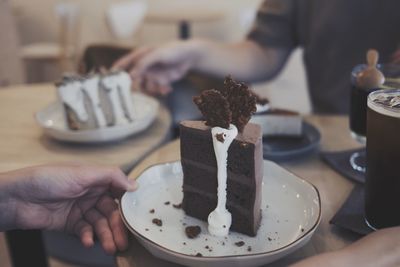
[[185, 225, 201, 239], [164, 201, 170, 205], [173, 203, 182, 209], [247, 246, 252, 252], [152, 218, 162, 227], [235, 241, 245, 247], [301, 228, 305, 232], [195, 253, 203, 257], [149, 209, 155, 214]]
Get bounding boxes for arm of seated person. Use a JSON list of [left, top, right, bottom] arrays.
[[0, 164, 138, 254], [291, 227, 400, 267], [113, 39, 292, 95]]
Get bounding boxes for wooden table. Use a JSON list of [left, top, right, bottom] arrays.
[[0, 83, 172, 173], [117, 115, 364, 267], [0, 83, 172, 267]]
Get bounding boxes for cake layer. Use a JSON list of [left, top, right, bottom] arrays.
[[180, 121, 263, 236], [180, 121, 261, 178], [182, 158, 257, 209], [182, 191, 261, 237]]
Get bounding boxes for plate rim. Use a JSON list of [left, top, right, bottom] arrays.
[[120, 160, 321, 260], [35, 92, 159, 142], [263, 121, 321, 159]]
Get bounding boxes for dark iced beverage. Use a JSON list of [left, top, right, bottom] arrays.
[[349, 65, 380, 143], [365, 89, 400, 229]]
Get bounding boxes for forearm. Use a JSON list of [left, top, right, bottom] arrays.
[[291, 227, 400, 267], [192, 39, 291, 82]]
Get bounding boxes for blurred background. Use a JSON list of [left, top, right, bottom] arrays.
[[2, 0, 310, 113], [0, 1, 310, 266]]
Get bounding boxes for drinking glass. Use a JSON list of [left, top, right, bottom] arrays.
[[349, 64, 400, 172], [365, 89, 400, 229], [349, 65, 376, 172]]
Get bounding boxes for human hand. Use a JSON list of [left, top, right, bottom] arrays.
[[113, 40, 203, 95], [2, 164, 137, 254]]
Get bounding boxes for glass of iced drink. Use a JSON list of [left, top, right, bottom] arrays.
[[349, 50, 385, 172], [365, 89, 400, 229]]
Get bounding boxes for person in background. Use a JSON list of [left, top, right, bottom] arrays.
[[114, 0, 400, 114], [0, 164, 137, 254]]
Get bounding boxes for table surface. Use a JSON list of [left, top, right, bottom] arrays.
[[116, 115, 364, 267], [0, 84, 172, 173]]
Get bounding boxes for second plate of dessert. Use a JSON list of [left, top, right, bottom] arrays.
[[35, 92, 159, 143], [262, 121, 321, 161], [120, 160, 321, 267]]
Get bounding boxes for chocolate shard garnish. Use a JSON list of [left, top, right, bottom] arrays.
[[220, 76, 257, 132], [193, 89, 232, 129]]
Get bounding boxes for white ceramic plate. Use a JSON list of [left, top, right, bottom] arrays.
[[120, 160, 321, 267], [35, 93, 159, 143]]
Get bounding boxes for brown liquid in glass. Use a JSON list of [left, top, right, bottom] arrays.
[[365, 106, 400, 228]]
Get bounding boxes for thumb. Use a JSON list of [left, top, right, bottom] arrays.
[[80, 166, 138, 193]]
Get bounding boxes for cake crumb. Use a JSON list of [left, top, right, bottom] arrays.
[[205, 245, 209, 249], [183, 242, 186, 245], [145, 228, 149, 231], [240, 142, 249, 148], [164, 201, 170, 205], [173, 203, 182, 209], [149, 209, 155, 214], [152, 218, 162, 227], [235, 241, 245, 247], [195, 253, 203, 257], [247, 246, 252, 252], [185, 225, 201, 239], [268, 237, 272, 241], [159, 229, 162, 232], [301, 228, 305, 232], [215, 133, 225, 143]]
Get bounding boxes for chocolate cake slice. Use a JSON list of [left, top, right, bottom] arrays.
[[180, 121, 263, 236], [180, 76, 262, 237]]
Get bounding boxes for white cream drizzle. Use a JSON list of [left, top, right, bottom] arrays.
[[101, 73, 130, 125], [81, 75, 107, 127], [208, 124, 238, 237], [58, 80, 88, 122]]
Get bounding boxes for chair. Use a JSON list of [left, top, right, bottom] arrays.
[[0, 0, 25, 87], [20, 2, 80, 73], [106, 0, 147, 46]]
